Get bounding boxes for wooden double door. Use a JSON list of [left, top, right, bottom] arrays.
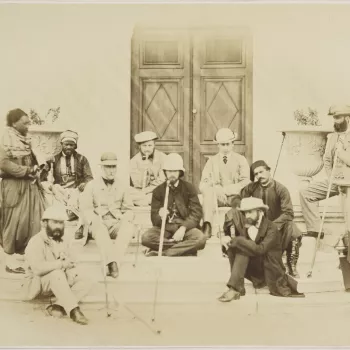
[[131, 27, 253, 186]]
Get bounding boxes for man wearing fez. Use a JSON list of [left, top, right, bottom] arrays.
[[24, 206, 92, 325], [218, 197, 305, 302], [300, 105, 350, 243], [80, 152, 135, 279], [199, 128, 250, 239], [130, 131, 167, 206], [142, 153, 206, 257], [241, 160, 302, 277], [43, 130, 93, 221], [0, 109, 47, 274]]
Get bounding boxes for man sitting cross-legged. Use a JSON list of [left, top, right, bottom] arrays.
[[142, 153, 207, 257]]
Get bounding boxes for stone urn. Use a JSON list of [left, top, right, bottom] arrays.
[[280, 127, 333, 188], [28, 125, 64, 182]]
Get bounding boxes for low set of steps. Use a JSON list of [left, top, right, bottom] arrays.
[[0, 205, 347, 305]]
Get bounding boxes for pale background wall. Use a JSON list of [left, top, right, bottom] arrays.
[[0, 3, 349, 203]]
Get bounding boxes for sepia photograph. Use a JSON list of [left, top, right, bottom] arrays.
[[0, 0, 350, 347]]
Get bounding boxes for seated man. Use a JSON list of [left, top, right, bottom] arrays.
[[80, 152, 135, 279], [142, 153, 206, 257], [241, 160, 302, 278], [129, 131, 167, 206], [199, 128, 250, 238], [23, 206, 92, 325], [218, 197, 305, 302], [43, 130, 93, 221]]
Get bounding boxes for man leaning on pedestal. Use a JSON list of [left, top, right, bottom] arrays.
[[299, 105, 350, 244]]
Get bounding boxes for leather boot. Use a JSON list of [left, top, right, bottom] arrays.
[[107, 261, 119, 278], [286, 237, 301, 278], [202, 221, 212, 239], [70, 307, 88, 325]]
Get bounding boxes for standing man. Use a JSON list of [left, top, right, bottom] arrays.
[[218, 197, 305, 302], [241, 160, 302, 277], [130, 131, 167, 206], [23, 206, 92, 325], [80, 152, 135, 279], [199, 128, 250, 238], [0, 109, 47, 274], [300, 105, 350, 243], [43, 130, 93, 221], [142, 153, 206, 257]]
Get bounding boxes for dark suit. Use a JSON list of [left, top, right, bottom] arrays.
[[223, 209, 299, 296], [142, 179, 206, 256]]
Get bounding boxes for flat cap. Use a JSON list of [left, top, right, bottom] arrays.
[[134, 131, 158, 144], [100, 152, 118, 165]]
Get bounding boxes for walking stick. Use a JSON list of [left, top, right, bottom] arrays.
[[133, 224, 142, 268], [95, 188, 161, 333], [273, 132, 286, 178], [142, 155, 149, 192], [151, 180, 170, 324], [307, 148, 339, 278]]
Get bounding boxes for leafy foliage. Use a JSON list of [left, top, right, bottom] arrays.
[[294, 108, 321, 126], [29, 107, 61, 125]]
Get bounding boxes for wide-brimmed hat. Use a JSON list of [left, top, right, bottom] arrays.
[[162, 153, 185, 172], [134, 131, 158, 144], [238, 197, 269, 212], [60, 130, 78, 144], [42, 205, 68, 221], [100, 152, 118, 165], [328, 105, 350, 117]]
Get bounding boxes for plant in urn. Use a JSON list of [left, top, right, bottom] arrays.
[[28, 107, 64, 183], [282, 108, 331, 189]]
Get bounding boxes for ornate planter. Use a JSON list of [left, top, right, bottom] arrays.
[[281, 127, 332, 187], [28, 125, 64, 182]]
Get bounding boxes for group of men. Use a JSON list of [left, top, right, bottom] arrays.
[[1, 104, 350, 325]]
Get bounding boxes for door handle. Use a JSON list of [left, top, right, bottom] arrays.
[[192, 109, 197, 119]]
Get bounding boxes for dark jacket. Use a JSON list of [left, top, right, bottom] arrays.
[[45, 151, 93, 188], [151, 180, 203, 232], [240, 180, 301, 245], [223, 209, 299, 296]]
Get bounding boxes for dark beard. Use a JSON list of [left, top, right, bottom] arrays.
[[46, 226, 64, 242], [334, 120, 348, 132], [246, 217, 258, 226]]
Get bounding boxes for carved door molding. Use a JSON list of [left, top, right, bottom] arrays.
[[131, 26, 252, 185]]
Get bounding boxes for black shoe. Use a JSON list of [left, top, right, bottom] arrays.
[[70, 307, 88, 325], [5, 266, 25, 274], [304, 231, 324, 239], [46, 304, 67, 318], [107, 261, 119, 279], [202, 221, 212, 239]]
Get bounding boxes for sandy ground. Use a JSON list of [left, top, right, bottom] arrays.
[[1, 292, 350, 347]]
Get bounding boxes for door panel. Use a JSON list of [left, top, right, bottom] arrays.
[[131, 28, 191, 180], [192, 28, 253, 186], [131, 27, 253, 187]]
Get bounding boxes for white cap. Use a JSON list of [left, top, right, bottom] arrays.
[[42, 205, 68, 221], [214, 128, 236, 143], [134, 131, 158, 144]]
